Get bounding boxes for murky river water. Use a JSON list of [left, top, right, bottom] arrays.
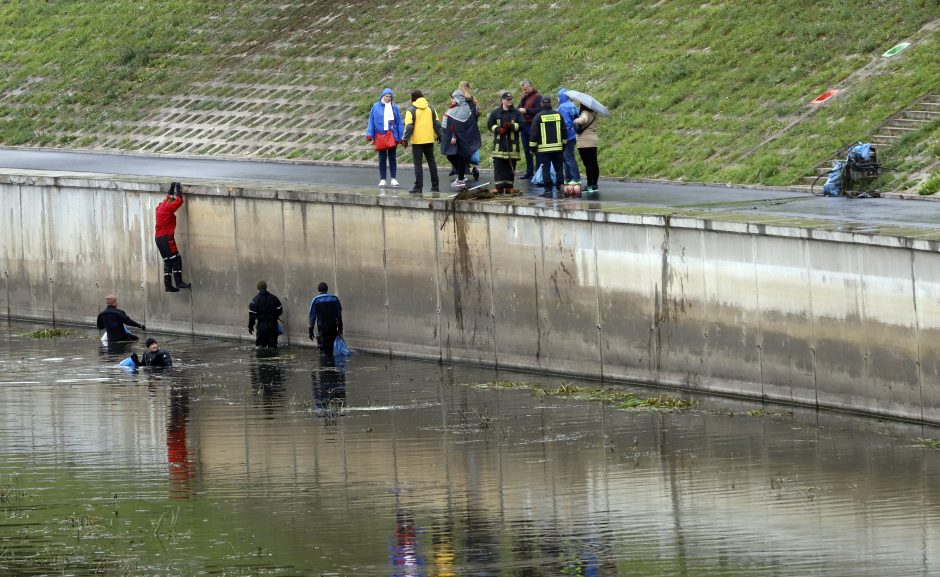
[[1, 321, 939, 576]]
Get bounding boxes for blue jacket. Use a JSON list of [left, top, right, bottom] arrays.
[[365, 88, 404, 141], [309, 293, 343, 332], [557, 89, 579, 142]]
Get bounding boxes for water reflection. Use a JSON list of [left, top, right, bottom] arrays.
[[312, 356, 348, 423], [2, 321, 940, 577], [166, 384, 193, 498], [250, 348, 286, 414]]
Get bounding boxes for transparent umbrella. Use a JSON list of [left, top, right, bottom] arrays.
[[564, 89, 610, 117]]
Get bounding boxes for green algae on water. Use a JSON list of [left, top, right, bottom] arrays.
[[476, 380, 695, 411], [22, 328, 78, 339]]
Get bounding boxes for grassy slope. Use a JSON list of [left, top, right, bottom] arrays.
[[0, 0, 937, 189]]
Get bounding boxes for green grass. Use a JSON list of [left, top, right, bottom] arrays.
[[478, 380, 696, 411], [1, 1, 938, 188]]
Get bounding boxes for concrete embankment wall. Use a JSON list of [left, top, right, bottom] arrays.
[[2, 171, 939, 423]]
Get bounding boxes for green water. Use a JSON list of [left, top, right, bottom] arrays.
[[1, 321, 939, 576]]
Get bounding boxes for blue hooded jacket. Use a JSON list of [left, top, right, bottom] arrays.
[[557, 89, 579, 142], [365, 88, 404, 141]]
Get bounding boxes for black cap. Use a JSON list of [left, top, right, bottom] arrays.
[[145, 337, 157, 347], [541, 96, 552, 105], [500, 91, 512, 100]]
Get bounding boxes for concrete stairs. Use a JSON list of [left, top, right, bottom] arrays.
[[803, 94, 940, 187]]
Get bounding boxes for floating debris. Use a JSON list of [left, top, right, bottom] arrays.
[[475, 380, 695, 411], [22, 328, 78, 339]]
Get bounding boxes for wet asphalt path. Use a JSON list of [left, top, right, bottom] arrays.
[[2, 147, 940, 230]]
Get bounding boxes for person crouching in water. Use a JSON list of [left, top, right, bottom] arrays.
[[308, 282, 343, 357], [487, 91, 523, 195], [131, 337, 172, 367], [155, 182, 192, 292]]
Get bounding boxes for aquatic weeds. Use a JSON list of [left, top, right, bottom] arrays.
[[919, 439, 940, 449], [21, 328, 78, 338], [475, 380, 695, 411]]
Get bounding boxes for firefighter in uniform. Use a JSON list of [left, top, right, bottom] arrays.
[[487, 91, 524, 195], [529, 96, 568, 197]]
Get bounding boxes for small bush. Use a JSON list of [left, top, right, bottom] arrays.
[[919, 172, 940, 195]]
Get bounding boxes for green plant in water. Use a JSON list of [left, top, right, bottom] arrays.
[[478, 380, 695, 411], [22, 328, 77, 338], [921, 439, 940, 449]]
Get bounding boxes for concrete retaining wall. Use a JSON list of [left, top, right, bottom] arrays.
[[2, 172, 939, 423]]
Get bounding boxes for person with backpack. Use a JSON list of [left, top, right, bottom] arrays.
[[365, 88, 404, 188], [529, 96, 567, 197], [573, 102, 600, 193], [402, 90, 441, 194], [486, 91, 524, 194]]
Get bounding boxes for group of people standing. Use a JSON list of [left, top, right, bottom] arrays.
[[365, 80, 601, 196]]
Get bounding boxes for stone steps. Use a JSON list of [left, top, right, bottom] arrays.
[[803, 94, 938, 187]]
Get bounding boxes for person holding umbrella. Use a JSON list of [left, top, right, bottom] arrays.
[[567, 89, 608, 194]]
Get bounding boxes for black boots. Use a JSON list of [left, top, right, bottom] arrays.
[[164, 275, 180, 292], [173, 271, 191, 290]]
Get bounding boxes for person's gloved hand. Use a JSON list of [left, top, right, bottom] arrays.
[[308, 326, 315, 341], [365, 136, 373, 142], [338, 330, 343, 339], [248, 324, 254, 335], [401, 140, 408, 148], [498, 125, 507, 135], [140, 324, 146, 331]]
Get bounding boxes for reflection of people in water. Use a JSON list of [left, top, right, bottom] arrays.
[[312, 356, 347, 423], [250, 349, 286, 414], [166, 385, 192, 497], [431, 522, 456, 577], [389, 510, 425, 577]]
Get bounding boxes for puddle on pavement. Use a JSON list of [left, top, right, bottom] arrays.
[[2, 320, 939, 576]]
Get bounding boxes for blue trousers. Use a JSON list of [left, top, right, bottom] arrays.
[[563, 140, 580, 182]]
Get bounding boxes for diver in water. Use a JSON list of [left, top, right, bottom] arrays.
[[131, 337, 172, 368]]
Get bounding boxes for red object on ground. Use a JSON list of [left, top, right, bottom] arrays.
[[811, 89, 839, 104]]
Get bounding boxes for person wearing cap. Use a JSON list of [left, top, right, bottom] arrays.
[[131, 337, 173, 367], [248, 280, 283, 349], [155, 182, 192, 293], [516, 80, 542, 179], [486, 91, 524, 195], [308, 281, 344, 357], [96, 294, 145, 344], [529, 96, 567, 197]]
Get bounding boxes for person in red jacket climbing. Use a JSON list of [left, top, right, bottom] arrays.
[[155, 182, 192, 292]]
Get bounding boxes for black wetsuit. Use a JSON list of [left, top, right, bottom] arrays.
[[248, 289, 283, 348], [96, 306, 144, 343], [142, 348, 172, 367]]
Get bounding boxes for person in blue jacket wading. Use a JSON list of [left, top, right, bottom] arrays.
[[308, 282, 344, 357], [365, 88, 404, 188]]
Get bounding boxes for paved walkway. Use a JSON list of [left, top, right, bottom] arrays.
[[2, 147, 939, 232]]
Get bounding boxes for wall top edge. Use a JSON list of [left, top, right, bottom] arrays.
[[2, 168, 938, 251]]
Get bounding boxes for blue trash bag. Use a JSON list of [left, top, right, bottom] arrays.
[[822, 160, 844, 196], [470, 149, 481, 165], [530, 163, 556, 186], [276, 322, 284, 335], [848, 142, 872, 163], [333, 336, 350, 357]]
